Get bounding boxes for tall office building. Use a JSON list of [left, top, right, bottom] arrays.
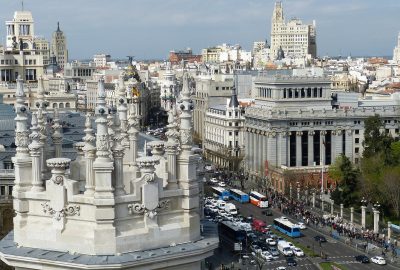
[[51, 22, 68, 69], [270, 1, 317, 60]]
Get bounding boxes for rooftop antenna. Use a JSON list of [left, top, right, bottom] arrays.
[[21, 0, 24, 11]]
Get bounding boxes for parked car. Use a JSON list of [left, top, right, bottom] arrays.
[[250, 244, 262, 254], [252, 219, 268, 233], [210, 178, 218, 184], [355, 255, 369, 263], [314, 235, 327, 243], [276, 267, 287, 270], [296, 222, 306, 229], [262, 209, 273, 216], [266, 238, 277, 246], [218, 182, 226, 187], [260, 251, 274, 261], [286, 257, 297, 266], [371, 256, 386, 265], [292, 247, 304, 257], [268, 247, 280, 257]]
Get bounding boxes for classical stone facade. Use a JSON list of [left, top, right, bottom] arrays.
[[270, 1, 317, 60], [51, 22, 68, 70], [0, 75, 217, 270], [244, 75, 400, 192], [203, 84, 245, 170]]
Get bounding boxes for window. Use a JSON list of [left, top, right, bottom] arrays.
[[355, 147, 359, 154], [355, 138, 359, 144], [8, 186, 12, 195], [235, 122, 238, 126], [229, 122, 232, 126], [229, 132, 232, 136], [0, 186, 4, 196], [355, 158, 359, 164], [235, 131, 239, 136], [216, 87, 219, 90], [355, 130, 359, 135]]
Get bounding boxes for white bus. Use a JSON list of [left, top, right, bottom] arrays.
[[249, 191, 268, 208]]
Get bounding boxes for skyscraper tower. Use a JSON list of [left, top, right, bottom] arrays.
[[51, 22, 68, 70]]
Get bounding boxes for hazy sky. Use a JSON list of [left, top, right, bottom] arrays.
[[0, 0, 399, 60]]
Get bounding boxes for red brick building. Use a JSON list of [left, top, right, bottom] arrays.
[[169, 49, 202, 64]]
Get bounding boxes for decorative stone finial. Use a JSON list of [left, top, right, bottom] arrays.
[[47, 158, 71, 185]]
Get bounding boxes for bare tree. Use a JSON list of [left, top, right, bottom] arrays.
[[382, 168, 400, 218]]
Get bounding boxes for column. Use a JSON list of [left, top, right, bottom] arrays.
[[251, 130, 255, 172], [345, 129, 353, 160], [350, 207, 354, 224], [308, 131, 314, 166], [330, 200, 334, 215], [320, 130, 327, 191], [279, 131, 287, 166], [340, 203, 344, 218], [373, 208, 380, 233], [361, 205, 366, 229], [334, 130, 343, 157], [262, 132, 268, 172], [255, 131, 260, 171], [321, 200, 324, 212], [331, 130, 337, 161], [312, 192, 316, 208], [165, 107, 179, 190], [267, 132, 277, 166], [296, 131, 302, 167], [388, 222, 392, 241]]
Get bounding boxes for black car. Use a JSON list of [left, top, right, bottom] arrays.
[[261, 209, 273, 216], [286, 257, 297, 266], [355, 255, 370, 263], [314, 235, 327, 242]]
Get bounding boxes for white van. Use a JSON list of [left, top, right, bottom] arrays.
[[217, 200, 226, 210], [277, 240, 293, 256], [224, 203, 238, 215]]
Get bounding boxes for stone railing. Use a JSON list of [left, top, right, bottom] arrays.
[[0, 169, 14, 176]]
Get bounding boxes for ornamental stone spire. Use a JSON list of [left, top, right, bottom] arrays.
[[83, 113, 96, 196], [14, 76, 29, 158], [29, 113, 44, 192], [51, 108, 63, 158], [178, 72, 194, 156]]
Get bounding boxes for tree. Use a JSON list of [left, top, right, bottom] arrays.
[[328, 154, 359, 206], [381, 166, 400, 218], [363, 114, 393, 159]]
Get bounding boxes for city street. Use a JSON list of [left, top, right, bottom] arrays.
[[230, 199, 400, 270]]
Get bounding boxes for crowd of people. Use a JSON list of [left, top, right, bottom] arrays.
[[264, 189, 399, 259]]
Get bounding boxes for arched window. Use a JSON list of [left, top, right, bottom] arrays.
[[301, 88, 305, 98], [59, 103, 64, 108], [65, 102, 70, 108], [53, 103, 58, 108]]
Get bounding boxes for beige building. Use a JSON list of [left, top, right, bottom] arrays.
[[1, 10, 47, 84], [51, 22, 68, 70], [270, 1, 317, 60], [193, 74, 234, 143]]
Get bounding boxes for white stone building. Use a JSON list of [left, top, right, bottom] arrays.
[[93, 53, 111, 68], [204, 85, 245, 170], [252, 41, 271, 69], [0, 75, 217, 270], [244, 74, 400, 192], [270, 1, 317, 60], [202, 43, 252, 64], [393, 32, 400, 64], [193, 74, 234, 143]]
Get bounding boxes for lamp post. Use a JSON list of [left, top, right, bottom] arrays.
[[361, 197, 367, 229], [296, 181, 300, 201], [373, 201, 380, 234]]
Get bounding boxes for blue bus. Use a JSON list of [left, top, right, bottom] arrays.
[[273, 217, 301, 238], [229, 189, 249, 203], [211, 187, 230, 200]]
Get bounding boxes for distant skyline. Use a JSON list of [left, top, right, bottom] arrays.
[[0, 0, 399, 60]]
